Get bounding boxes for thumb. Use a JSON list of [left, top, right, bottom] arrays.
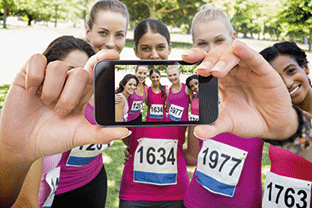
[[194, 109, 233, 140]]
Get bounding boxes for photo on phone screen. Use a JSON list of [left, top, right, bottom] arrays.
[[94, 60, 218, 127]]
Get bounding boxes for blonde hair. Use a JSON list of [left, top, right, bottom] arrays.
[[191, 4, 235, 42]]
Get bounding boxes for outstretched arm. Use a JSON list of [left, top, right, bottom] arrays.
[[0, 50, 130, 207]]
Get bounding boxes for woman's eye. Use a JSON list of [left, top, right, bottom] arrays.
[[99, 31, 108, 36], [198, 42, 207, 46], [216, 39, 225, 43], [287, 68, 297, 75]]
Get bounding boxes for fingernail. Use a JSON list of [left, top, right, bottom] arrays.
[[197, 61, 212, 70], [193, 131, 206, 140], [28, 87, 37, 94], [121, 131, 132, 139], [42, 99, 51, 105], [56, 108, 68, 116], [210, 61, 225, 72], [181, 50, 194, 56]]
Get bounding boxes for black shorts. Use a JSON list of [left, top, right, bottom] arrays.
[[119, 200, 185, 208], [51, 166, 107, 208]]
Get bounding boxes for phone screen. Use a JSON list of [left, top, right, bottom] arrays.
[[94, 60, 218, 127]]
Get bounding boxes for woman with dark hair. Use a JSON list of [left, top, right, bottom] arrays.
[[119, 18, 193, 208], [260, 41, 312, 207], [186, 74, 199, 121], [115, 74, 139, 122], [146, 68, 168, 121]]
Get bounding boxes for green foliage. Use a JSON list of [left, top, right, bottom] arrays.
[[0, 84, 10, 109]]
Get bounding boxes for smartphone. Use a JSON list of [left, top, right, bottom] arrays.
[[94, 60, 218, 127]]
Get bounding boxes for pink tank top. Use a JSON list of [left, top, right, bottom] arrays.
[[167, 83, 190, 121], [191, 95, 199, 115], [146, 86, 167, 121], [119, 126, 190, 201], [184, 134, 263, 208], [55, 103, 104, 194], [269, 145, 312, 207], [127, 86, 146, 121]]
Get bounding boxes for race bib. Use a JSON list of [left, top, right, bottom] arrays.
[[130, 101, 143, 113], [169, 104, 184, 121], [150, 104, 163, 119], [133, 138, 178, 186], [42, 167, 60, 208], [196, 140, 247, 197], [262, 171, 311, 208], [189, 113, 199, 121], [66, 142, 113, 167]]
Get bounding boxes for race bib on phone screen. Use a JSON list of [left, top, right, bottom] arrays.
[[150, 104, 163, 119], [169, 104, 184, 121], [66, 142, 113, 167], [130, 101, 143, 113], [42, 167, 60, 208], [196, 140, 247, 197], [262, 171, 311, 208], [133, 138, 178, 186], [189, 113, 199, 121]]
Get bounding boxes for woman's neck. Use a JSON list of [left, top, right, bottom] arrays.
[[122, 91, 129, 98]]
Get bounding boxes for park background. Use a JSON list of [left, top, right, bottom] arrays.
[[1, 0, 312, 207]]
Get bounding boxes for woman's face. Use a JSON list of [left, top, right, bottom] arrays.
[[62, 50, 89, 70], [269, 55, 310, 105], [124, 78, 137, 95], [193, 20, 235, 53], [135, 66, 148, 84], [150, 72, 161, 86], [86, 11, 127, 54], [134, 31, 172, 60], [167, 67, 180, 85], [189, 78, 199, 94]]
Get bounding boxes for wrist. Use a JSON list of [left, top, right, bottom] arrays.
[[263, 106, 312, 154]]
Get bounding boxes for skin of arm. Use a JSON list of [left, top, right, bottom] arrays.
[[186, 87, 193, 103], [14, 158, 43, 208], [115, 98, 125, 122], [183, 126, 201, 166], [165, 88, 170, 112]]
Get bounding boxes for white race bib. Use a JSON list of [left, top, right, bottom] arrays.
[[150, 104, 163, 119], [133, 138, 178, 186], [168, 104, 184, 121], [66, 142, 113, 167], [196, 140, 247, 197], [130, 101, 143, 113], [189, 113, 199, 121], [42, 167, 61, 208], [262, 171, 311, 208]]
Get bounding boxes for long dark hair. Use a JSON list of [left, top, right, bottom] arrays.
[[134, 18, 170, 50], [115, 74, 139, 94], [260, 41, 308, 68], [149, 68, 165, 97], [43, 36, 95, 64]]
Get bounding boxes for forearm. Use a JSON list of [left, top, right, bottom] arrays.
[[0, 150, 33, 207]]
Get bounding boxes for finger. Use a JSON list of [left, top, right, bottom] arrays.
[[77, 125, 131, 147], [84, 49, 120, 81], [194, 108, 232, 139], [181, 48, 207, 63], [195, 45, 239, 78], [41, 61, 68, 105], [231, 40, 279, 77], [54, 68, 90, 116], [24, 54, 47, 93]]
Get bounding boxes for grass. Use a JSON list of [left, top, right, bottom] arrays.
[[0, 83, 271, 208]]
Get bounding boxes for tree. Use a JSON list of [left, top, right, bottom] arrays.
[[15, 0, 41, 26], [232, 0, 263, 38], [279, 0, 312, 51], [1, 0, 16, 28]]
